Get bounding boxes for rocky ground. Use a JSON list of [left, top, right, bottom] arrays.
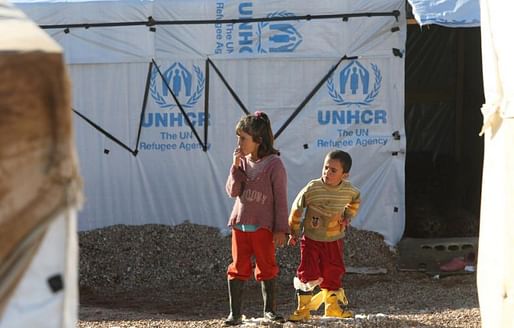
[[78, 223, 480, 327]]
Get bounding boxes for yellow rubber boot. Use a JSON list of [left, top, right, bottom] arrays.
[[323, 288, 353, 319], [288, 292, 312, 322]]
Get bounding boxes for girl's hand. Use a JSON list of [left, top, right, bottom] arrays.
[[273, 232, 286, 248], [233, 146, 243, 167]]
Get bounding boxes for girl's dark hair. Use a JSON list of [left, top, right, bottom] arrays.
[[326, 150, 352, 173], [236, 111, 278, 158]]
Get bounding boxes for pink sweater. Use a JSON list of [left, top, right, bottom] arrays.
[[226, 154, 289, 233]]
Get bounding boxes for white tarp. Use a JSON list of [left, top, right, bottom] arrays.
[[408, 0, 480, 27], [0, 210, 78, 328], [0, 2, 81, 326], [13, 0, 407, 245], [477, 1, 514, 327]]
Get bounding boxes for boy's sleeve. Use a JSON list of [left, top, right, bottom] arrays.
[[288, 185, 308, 237], [344, 190, 361, 222]]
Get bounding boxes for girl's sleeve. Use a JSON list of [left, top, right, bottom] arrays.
[[270, 159, 289, 233], [225, 165, 246, 197]]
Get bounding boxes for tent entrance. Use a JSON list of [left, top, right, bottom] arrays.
[[404, 25, 484, 238]]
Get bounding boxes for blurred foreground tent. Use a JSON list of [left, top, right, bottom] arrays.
[[0, 1, 82, 327], [475, 1, 514, 327], [409, 0, 513, 326], [409, 0, 514, 326]]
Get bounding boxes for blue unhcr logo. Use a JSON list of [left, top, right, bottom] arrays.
[[327, 60, 382, 106], [150, 62, 205, 109], [256, 11, 302, 53], [215, 2, 303, 55]]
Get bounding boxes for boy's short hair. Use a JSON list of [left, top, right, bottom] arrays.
[[326, 150, 352, 173]]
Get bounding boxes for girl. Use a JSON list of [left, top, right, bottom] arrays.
[[224, 111, 289, 325]]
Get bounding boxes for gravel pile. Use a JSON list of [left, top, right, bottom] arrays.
[[79, 222, 395, 293], [79, 223, 231, 292], [78, 222, 480, 327]]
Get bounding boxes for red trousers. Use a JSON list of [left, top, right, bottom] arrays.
[[297, 236, 345, 291], [227, 228, 279, 281]]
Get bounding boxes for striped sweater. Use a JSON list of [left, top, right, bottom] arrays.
[[289, 178, 360, 242]]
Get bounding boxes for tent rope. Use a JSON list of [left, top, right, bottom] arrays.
[[72, 61, 154, 156], [274, 55, 357, 140]]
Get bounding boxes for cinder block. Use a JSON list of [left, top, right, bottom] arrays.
[[397, 237, 478, 274]]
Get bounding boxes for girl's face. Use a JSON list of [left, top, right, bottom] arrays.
[[322, 157, 347, 187], [237, 130, 260, 159]]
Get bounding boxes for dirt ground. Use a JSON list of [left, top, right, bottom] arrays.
[[79, 272, 480, 327], [77, 224, 480, 327]]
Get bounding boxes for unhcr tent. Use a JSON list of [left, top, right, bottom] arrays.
[[0, 1, 82, 327], [11, 0, 407, 245]]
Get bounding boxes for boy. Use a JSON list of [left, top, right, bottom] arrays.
[[288, 150, 360, 321]]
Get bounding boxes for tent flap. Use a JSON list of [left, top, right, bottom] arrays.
[[408, 0, 480, 27]]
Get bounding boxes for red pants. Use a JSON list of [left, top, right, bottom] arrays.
[[297, 236, 345, 290], [227, 228, 279, 281]]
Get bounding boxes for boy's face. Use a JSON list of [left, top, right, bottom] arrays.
[[322, 157, 348, 187]]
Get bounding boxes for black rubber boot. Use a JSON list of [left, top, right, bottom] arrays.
[[225, 279, 244, 326], [261, 279, 284, 322]]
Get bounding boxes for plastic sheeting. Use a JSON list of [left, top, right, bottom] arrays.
[[0, 210, 79, 328], [477, 1, 514, 327], [13, 0, 407, 245], [408, 0, 480, 27], [0, 1, 82, 321], [0, 1, 81, 326]]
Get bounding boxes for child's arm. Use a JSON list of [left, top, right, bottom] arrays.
[[343, 191, 361, 223], [270, 160, 289, 246], [225, 164, 246, 197], [270, 159, 289, 234], [288, 207, 304, 239], [288, 185, 308, 245]]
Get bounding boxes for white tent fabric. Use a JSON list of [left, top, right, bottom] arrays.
[[13, 0, 407, 246], [408, 0, 480, 27], [0, 210, 78, 328], [0, 1, 81, 326], [477, 1, 514, 327]]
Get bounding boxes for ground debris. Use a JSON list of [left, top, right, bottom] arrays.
[[79, 223, 480, 328]]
